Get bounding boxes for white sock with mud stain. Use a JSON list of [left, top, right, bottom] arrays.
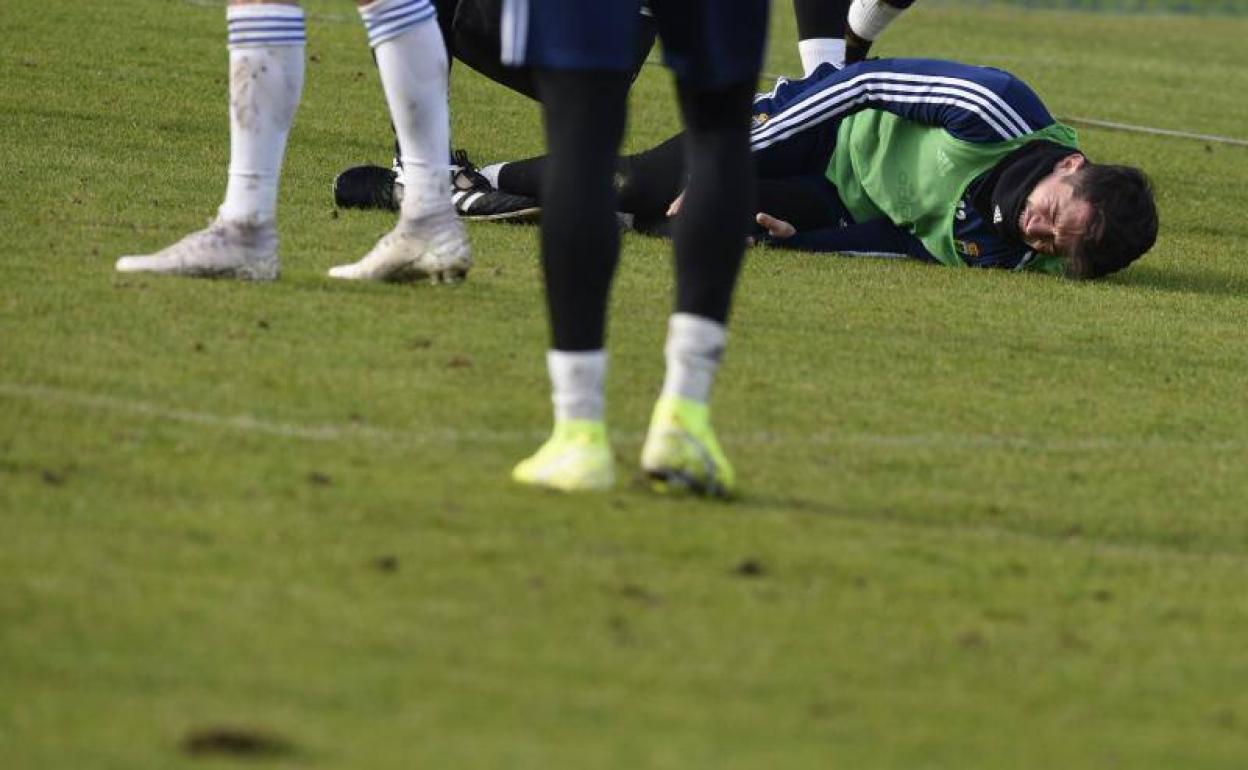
[[217, 4, 306, 227], [360, 0, 451, 219]]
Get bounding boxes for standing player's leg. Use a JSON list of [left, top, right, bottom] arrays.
[[330, 0, 452, 214], [328, 0, 470, 283], [639, 83, 758, 497], [116, 0, 306, 280], [508, 0, 640, 492], [332, 0, 659, 215], [845, 0, 917, 64], [509, 68, 632, 492], [794, 0, 850, 75], [637, 0, 768, 497]]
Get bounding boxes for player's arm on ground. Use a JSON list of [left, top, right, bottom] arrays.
[[750, 58, 1056, 148], [753, 213, 933, 259]]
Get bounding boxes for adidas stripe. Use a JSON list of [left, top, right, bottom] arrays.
[[227, 5, 305, 48], [359, 0, 436, 48]]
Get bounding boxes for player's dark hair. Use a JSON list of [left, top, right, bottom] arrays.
[[1066, 164, 1158, 280]]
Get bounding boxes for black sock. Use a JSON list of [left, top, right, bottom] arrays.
[[616, 133, 687, 220], [500, 132, 686, 220], [534, 69, 631, 351], [497, 154, 546, 197], [844, 28, 873, 65], [794, 0, 849, 39]]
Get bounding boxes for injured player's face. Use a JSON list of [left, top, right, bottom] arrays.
[[1018, 154, 1094, 258]]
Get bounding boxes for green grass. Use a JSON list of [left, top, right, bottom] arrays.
[[3, 1, 1248, 768]]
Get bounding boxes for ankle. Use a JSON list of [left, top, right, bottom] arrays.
[[216, 209, 276, 231], [548, 349, 607, 422]]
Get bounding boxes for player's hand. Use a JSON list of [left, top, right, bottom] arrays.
[[755, 212, 795, 239], [666, 191, 685, 218]]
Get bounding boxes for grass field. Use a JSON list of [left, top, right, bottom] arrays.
[[3, 1, 1248, 767]]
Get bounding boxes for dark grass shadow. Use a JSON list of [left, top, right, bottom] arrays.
[[735, 489, 1243, 559], [181, 726, 299, 760], [1104, 263, 1248, 298]]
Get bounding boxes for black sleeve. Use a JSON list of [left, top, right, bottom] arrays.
[[758, 218, 935, 261]]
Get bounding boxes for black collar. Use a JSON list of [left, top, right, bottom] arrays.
[[968, 141, 1079, 244]]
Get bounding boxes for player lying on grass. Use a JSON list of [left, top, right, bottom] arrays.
[[465, 57, 1160, 279], [336, 0, 896, 216], [333, 0, 657, 217]]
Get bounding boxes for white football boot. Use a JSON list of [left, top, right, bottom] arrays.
[[328, 173, 471, 284], [115, 218, 279, 281], [327, 208, 470, 284]]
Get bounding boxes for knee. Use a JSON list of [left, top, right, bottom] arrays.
[[678, 81, 757, 134]]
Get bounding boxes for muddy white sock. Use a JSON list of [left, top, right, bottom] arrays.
[[361, 0, 451, 218], [217, 4, 305, 226]]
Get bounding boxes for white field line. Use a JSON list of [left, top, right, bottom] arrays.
[[3, 381, 1245, 454], [1060, 116, 1248, 148], [0, 382, 537, 447]]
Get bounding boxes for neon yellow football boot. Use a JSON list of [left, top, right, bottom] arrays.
[[513, 419, 614, 492], [639, 395, 735, 498]]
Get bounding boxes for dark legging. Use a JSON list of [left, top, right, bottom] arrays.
[[533, 72, 761, 349], [671, 83, 758, 324], [533, 70, 631, 351], [498, 135, 845, 239]]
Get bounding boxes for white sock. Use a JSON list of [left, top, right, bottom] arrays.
[[798, 38, 846, 75], [848, 0, 904, 42], [217, 4, 306, 226], [478, 162, 504, 189], [547, 350, 607, 422], [660, 313, 727, 404], [360, 0, 451, 219]]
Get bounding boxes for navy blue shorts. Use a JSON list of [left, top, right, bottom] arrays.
[[500, 0, 768, 89]]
